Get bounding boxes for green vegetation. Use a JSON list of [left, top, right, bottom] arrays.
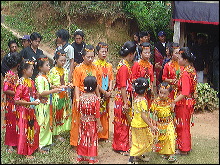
[[1, 25, 21, 57], [194, 83, 219, 112], [123, 1, 173, 41]]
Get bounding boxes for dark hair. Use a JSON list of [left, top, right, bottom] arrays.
[[158, 81, 172, 92], [138, 42, 151, 53], [36, 54, 48, 72], [197, 34, 207, 40], [56, 29, 70, 42], [82, 45, 95, 56], [139, 31, 150, 38], [133, 32, 139, 37], [74, 30, 85, 38], [53, 49, 66, 65], [96, 42, 108, 52], [8, 40, 18, 48], [119, 41, 136, 57], [133, 77, 149, 95], [30, 32, 42, 41], [5, 52, 22, 69], [179, 47, 196, 63], [169, 42, 180, 55], [83, 76, 97, 92], [17, 59, 34, 78]]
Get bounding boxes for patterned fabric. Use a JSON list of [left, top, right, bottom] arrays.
[[93, 59, 113, 139], [35, 74, 53, 147], [150, 97, 176, 155], [2, 70, 19, 147], [175, 64, 197, 152], [48, 67, 72, 135], [77, 93, 100, 157], [70, 62, 100, 146], [14, 77, 40, 155]]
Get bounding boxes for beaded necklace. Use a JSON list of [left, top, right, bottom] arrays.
[[54, 66, 64, 76]]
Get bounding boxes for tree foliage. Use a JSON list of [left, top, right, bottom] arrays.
[[123, 1, 173, 41]]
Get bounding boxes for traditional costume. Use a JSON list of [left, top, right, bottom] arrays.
[[132, 59, 154, 106], [48, 66, 72, 135], [35, 73, 53, 148], [175, 65, 197, 152], [150, 96, 176, 155], [162, 60, 183, 99], [77, 93, 101, 157], [2, 70, 19, 147], [14, 77, 40, 155], [93, 59, 113, 140], [112, 59, 132, 152], [71, 63, 100, 146], [130, 97, 153, 156]]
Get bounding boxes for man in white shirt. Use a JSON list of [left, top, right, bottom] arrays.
[[55, 29, 75, 82]]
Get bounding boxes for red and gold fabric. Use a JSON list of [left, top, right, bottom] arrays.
[[2, 70, 19, 147], [77, 93, 100, 157], [14, 77, 40, 155], [93, 59, 114, 140], [70, 63, 101, 146], [162, 60, 183, 99], [175, 65, 197, 152], [150, 97, 176, 155], [112, 59, 132, 152]]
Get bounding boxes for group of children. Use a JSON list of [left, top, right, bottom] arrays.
[[2, 37, 197, 164]]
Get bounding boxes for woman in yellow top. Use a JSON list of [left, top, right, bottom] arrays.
[[128, 77, 157, 164], [93, 42, 114, 141], [150, 81, 176, 162]]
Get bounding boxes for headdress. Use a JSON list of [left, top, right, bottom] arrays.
[[160, 84, 171, 90], [85, 48, 94, 52], [57, 52, 66, 56], [38, 57, 48, 61], [25, 60, 35, 65], [98, 43, 108, 48]]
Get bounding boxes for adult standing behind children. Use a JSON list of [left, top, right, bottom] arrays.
[[112, 41, 136, 156], [154, 31, 170, 86], [71, 29, 86, 68], [19, 35, 31, 48], [1, 40, 18, 77], [171, 47, 197, 155], [55, 29, 75, 82], [19, 32, 43, 80]]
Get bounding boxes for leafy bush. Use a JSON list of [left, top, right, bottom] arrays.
[[194, 83, 219, 112], [123, 1, 173, 41]]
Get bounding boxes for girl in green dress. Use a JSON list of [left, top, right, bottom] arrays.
[[35, 55, 61, 152], [48, 50, 73, 142]]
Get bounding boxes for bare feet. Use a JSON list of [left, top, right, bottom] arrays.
[[38, 148, 49, 154]]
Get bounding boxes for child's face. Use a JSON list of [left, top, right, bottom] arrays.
[[98, 48, 108, 60], [178, 54, 187, 66], [56, 56, 66, 67], [172, 48, 180, 61], [141, 49, 151, 60], [83, 52, 95, 65], [140, 36, 150, 43], [24, 65, 34, 77], [158, 88, 170, 100], [40, 61, 50, 74]]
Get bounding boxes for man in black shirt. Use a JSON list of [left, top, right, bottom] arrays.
[[1, 40, 18, 77], [19, 32, 43, 79], [71, 29, 86, 68]]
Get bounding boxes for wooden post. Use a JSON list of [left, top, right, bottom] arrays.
[[173, 21, 180, 44]]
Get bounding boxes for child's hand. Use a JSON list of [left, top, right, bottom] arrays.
[[151, 126, 158, 132], [98, 125, 103, 132], [104, 91, 111, 98], [32, 100, 40, 105]]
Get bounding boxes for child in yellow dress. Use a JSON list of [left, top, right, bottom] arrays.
[[128, 77, 157, 164], [150, 81, 177, 162]]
